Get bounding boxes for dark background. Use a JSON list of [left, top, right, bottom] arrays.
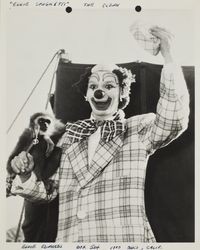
[[53, 59, 194, 242]]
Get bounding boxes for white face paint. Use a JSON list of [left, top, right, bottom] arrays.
[[86, 70, 120, 120]]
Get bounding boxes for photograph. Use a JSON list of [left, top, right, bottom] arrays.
[[1, 0, 198, 248]]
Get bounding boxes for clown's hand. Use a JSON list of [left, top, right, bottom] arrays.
[[149, 26, 175, 64], [11, 151, 34, 183]]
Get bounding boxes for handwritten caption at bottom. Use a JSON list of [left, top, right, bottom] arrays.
[[20, 243, 163, 250]]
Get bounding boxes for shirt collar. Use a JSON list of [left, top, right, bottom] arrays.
[[90, 109, 125, 122]]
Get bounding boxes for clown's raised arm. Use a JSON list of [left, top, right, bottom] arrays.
[[133, 62, 189, 155], [132, 26, 190, 153]]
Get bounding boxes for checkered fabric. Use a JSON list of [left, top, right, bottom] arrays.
[[11, 64, 189, 242], [65, 119, 126, 143], [130, 26, 160, 56]]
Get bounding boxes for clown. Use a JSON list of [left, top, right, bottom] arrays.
[[10, 26, 189, 242], [84, 64, 134, 118]]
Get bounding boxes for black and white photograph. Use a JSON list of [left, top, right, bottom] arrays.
[[1, 0, 199, 249]]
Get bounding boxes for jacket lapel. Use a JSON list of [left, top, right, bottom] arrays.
[[67, 133, 124, 188], [66, 139, 93, 188], [89, 133, 124, 177]]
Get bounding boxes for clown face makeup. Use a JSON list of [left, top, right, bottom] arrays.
[[86, 71, 120, 120]]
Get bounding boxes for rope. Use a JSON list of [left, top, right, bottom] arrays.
[[14, 202, 25, 242], [6, 49, 65, 134], [10, 49, 65, 242], [45, 52, 62, 110]]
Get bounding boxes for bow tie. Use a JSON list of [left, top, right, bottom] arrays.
[[65, 119, 126, 143]]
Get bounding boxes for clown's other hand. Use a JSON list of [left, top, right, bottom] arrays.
[[11, 151, 34, 182], [149, 26, 175, 64]]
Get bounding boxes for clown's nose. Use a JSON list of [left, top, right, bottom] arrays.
[[94, 89, 105, 99]]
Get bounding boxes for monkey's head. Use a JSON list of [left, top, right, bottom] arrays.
[[29, 112, 64, 137]]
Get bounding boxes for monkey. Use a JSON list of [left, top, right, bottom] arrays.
[[7, 112, 65, 185], [6, 112, 66, 242]]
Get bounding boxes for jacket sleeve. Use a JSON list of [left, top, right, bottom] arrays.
[[11, 170, 59, 202], [10, 134, 68, 202], [138, 63, 190, 155]]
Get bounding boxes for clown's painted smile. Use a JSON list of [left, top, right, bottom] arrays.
[[91, 97, 112, 111], [86, 70, 120, 120]]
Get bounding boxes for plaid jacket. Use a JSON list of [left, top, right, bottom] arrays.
[[12, 64, 189, 242]]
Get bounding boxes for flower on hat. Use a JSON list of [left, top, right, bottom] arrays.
[[117, 67, 136, 97]]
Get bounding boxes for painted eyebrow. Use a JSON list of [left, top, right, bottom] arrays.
[[89, 73, 100, 82], [103, 72, 118, 82]]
